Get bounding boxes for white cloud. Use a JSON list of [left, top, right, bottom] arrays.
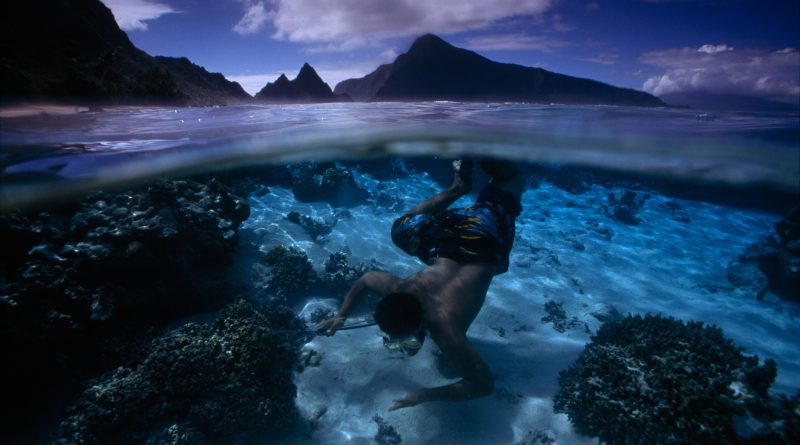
[[463, 33, 570, 52], [641, 45, 800, 99], [268, 0, 553, 49], [101, 0, 175, 31], [233, 1, 274, 35], [580, 52, 619, 65], [697, 44, 732, 54]]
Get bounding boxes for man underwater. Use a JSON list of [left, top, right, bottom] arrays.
[[317, 159, 524, 410]]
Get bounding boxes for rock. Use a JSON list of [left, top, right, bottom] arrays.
[[287, 211, 335, 242], [55, 300, 303, 445], [373, 415, 402, 445], [553, 314, 795, 444], [660, 200, 691, 223], [541, 300, 587, 333], [289, 163, 369, 208], [607, 190, 649, 225], [727, 207, 800, 302]]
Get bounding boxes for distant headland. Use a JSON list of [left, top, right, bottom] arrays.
[[334, 34, 665, 107]]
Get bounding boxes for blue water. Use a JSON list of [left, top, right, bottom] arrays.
[[1, 102, 798, 444]]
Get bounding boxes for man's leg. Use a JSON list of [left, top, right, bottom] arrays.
[[404, 159, 473, 216]]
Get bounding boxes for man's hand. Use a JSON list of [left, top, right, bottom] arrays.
[[316, 316, 345, 336], [389, 390, 427, 411]]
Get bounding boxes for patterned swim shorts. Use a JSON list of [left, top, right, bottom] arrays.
[[391, 184, 521, 274]]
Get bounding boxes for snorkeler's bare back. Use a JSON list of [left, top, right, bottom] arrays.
[[400, 258, 494, 334]]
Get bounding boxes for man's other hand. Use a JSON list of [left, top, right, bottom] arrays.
[[389, 390, 426, 411], [316, 316, 345, 336]]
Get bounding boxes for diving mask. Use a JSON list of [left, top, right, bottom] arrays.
[[382, 329, 426, 356]]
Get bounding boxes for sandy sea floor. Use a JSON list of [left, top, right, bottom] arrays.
[[235, 169, 798, 445]]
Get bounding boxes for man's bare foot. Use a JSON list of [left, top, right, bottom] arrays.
[[451, 159, 473, 194]]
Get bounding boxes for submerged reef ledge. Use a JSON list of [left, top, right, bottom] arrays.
[[55, 300, 305, 444], [554, 314, 799, 445]]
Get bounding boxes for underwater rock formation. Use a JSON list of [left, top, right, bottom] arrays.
[[373, 416, 402, 445], [289, 162, 369, 208], [727, 206, 800, 302], [55, 300, 304, 445], [607, 190, 649, 225], [287, 211, 335, 241], [0, 177, 250, 436], [553, 314, 798, 444]]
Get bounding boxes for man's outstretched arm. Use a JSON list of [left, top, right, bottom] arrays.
[[390, 332, 494, 410], [318, 271, 399, 336]]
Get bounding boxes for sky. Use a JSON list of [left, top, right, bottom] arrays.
[[101, 0, 800, 100]]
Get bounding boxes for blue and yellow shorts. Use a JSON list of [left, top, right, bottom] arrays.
[[391, 184, 521, 274]]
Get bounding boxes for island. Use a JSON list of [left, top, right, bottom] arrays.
[[335, 34, 665, 106]]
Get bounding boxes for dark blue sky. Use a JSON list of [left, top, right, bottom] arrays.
[[101, 0, 799, 99]]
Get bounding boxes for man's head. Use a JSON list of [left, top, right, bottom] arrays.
[[374, 292, 423, 337]]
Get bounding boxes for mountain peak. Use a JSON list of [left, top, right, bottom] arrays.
[[255, 63, 337, 102], [296, 63, 321, 81], [409, 33, 452, 53]]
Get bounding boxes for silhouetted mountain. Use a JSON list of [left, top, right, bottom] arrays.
[[335, 34, 664, 106], [0, 0, 249, 105], [255, 63, 347, 103], [659, 91, 799, 112]]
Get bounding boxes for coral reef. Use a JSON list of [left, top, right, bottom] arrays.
[[0, 178, 250, 435], [553, 314, 798, 445], [261, 246, 377, 303], [55, 300, 304, 445], [264, 246, 318, 301], [320, 249, 377, 296]]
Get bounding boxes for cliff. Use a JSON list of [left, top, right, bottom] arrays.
[[0, 0, 249, 105]]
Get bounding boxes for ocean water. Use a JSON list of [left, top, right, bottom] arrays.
[[1, 102, 798, 444]]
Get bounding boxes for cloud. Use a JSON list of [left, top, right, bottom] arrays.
[[463, 33, 570, 52], [268, 0, 553, 49], [101, 0, 175, 31], [641, 45, 800, 99], [697, 44, 732, 54], [233, 1, 273, 35], [580, 52, 619, 65]]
